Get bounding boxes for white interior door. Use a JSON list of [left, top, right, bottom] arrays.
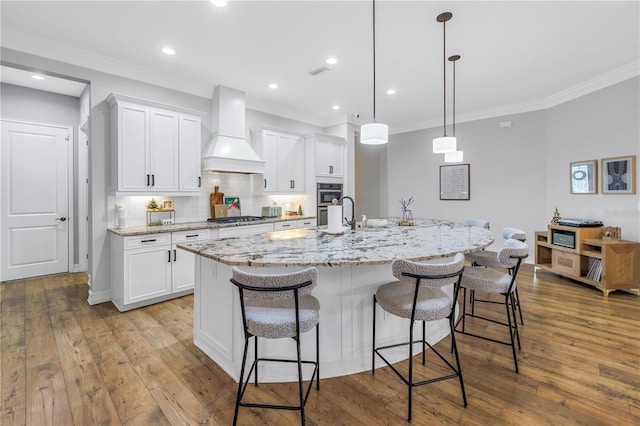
[[1, 119, 71, 281]]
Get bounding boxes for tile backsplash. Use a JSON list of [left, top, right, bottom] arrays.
[[112, 173, 308, 227]]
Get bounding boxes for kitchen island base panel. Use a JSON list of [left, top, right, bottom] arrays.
[[194, 257, 454, 383]]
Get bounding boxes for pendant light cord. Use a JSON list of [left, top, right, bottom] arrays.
[[452, 58, 455, 136], [372, 0, 377, 123], [442, 18, 447, 137]]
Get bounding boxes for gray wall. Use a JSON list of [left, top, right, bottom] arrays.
[[1, 82, 79, 125], [545, 77, 640, 241], [383, 76, 640, 258]]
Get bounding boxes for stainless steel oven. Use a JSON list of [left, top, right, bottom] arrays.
[[317, 183, 343, 225]]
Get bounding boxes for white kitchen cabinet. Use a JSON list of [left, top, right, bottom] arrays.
[[108, 94, 202, 195], [172, 229, 210, 292], [111, 229, 211, 311], [310, 133, 346, 178], [218, 223, 274, 238], [111, 233, 172, 311], [273, 218, 317, 231], [150, 109, 179, 192], [178, 114, 202, 192], [253, 128, 305, 193]]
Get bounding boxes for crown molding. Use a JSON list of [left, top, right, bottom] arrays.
[[390, 61, 640, 135]]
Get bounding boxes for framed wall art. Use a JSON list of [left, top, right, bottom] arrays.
[[601, 155, 636, 194], [570, 160, 597, 194], [440, 164, 470, 200]]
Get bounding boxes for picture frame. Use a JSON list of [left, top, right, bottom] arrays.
[[160, 198, 174, 211], [440, 164, 470, 200], [570, 160, 597, 194], [601, 155, 636, 194], [224, 197, 241, 217]]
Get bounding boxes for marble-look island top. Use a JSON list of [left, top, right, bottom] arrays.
[[178, 219, 494, 267]]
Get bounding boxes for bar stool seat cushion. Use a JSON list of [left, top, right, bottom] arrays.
[[461, 267, 515, 294], [245, 296, 320, 339], [376, 285, 451, 322]]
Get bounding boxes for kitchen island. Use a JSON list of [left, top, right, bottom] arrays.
[[178, 219, 494, 382]]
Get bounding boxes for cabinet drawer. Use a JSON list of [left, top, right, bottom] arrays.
[[172, 229, 210, 243], [218, 223, 274, 238], [124, 233, 171, 249], [296, 218, 317, 228], [274, 221, 297, 231], [552, 250, 580, 276]]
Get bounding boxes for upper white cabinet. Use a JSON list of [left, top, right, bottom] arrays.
[[253, 128, 305, 193], [178, 114, 202, 192], [307, 133, 346, 178], [108, 94, 202, 194]]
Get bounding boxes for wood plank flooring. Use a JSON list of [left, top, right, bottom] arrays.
[[1, 265, 639, 425]]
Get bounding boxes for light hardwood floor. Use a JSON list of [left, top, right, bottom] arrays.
[[1, 265, 639, 425]]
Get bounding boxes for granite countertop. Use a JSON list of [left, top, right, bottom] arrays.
[[178, 219, 495, 267], [108, 215, 316, 236]]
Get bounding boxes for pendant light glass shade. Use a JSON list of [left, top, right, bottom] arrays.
[[361, 122, 389, 145], [433, 136, 457, 153], [444, 150, 464, 162], [360, 0, 388, 145]]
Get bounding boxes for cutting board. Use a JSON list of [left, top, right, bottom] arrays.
[[210, 186, 224, 217], [214, 204, 227, 218]]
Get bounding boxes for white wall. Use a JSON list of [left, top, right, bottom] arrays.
[[383, 76, 640, 259]]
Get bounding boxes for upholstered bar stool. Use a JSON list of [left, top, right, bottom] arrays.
[[455, 239, 528, 373], [466, 227, 527, 324], [372, 253, 467, 422], [230, 266, 320, 426]]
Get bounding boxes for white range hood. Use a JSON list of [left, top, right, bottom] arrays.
[[202, 86, 265, 174]]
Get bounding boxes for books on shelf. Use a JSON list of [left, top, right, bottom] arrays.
[[586, 258, 602, 282]]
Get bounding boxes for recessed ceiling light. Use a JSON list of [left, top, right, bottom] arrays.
[[332, 105, 340, 110], [326, 57, 338, 65], [211, 0, 227, 7], [268, 83, 278, 89], [162, 47, 176, 55], [387, 89, 396, 95], [31, 75, 45, 81]]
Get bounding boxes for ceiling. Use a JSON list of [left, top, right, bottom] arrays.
[[1, 1, 638, 133]]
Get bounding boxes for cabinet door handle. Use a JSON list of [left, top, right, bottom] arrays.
[[290, 180, 294, 189], [152, 174, 155, 186], [264, 179, 267, 188], [168, 250, 171, 262], [282, 223, 291, 227], [330, 165, 334, 174], [147, 174, 150, 186], [186, 234, 199, 238], [141, 238, 156, 243], [173, 249, 177, 262], [198, 176, 201, 187]]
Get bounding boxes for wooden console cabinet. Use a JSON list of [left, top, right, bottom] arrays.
[[535, 224, 640, 297]]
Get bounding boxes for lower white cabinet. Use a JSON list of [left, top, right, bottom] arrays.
[[218, 223, 274, 238], [172, 230, 211, 292], [111, 229, 210, 311]]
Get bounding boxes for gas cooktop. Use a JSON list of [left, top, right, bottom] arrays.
[[207, 216, 265, 224]]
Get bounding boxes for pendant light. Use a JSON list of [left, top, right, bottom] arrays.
[[444, 54, 463, 162], [433, 12, 456, 153], [361, 0, 388, 145]]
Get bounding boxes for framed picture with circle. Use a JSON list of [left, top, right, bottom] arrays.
[[601, 155, 636, 194], [569, 160, 597, 194]]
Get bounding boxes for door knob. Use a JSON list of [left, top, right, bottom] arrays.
[[55, 217, 67, 222]]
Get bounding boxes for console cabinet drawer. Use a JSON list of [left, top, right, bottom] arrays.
[[552, 250, 580, 276]]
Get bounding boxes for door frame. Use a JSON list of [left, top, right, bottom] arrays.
[[0, 117, 74, 280]]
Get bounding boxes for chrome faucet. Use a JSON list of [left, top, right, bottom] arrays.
[[339, 196, 356, 230]]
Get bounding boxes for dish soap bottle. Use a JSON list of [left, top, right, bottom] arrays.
[[361, 215, 368, 228]]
